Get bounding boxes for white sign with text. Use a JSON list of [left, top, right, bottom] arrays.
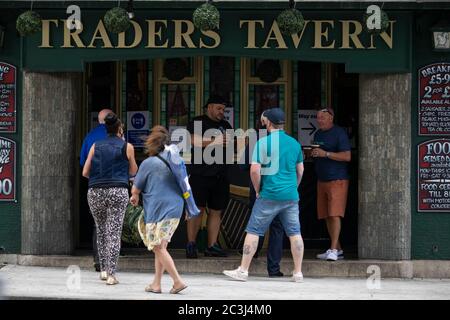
[[297, 110, 318, 146]]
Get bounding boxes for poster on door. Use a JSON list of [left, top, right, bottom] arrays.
[[417, 139, 450, 212], [297, 110, 318, 146], [0, 62, 17, 133], [0, 136, 16, 201], [418, 62, 450, 135], [127, 111, 150, 148]]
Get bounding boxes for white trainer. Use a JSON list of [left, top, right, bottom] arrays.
[[316, 249, 344, 260], [326, 249, 339, 261], [223, 267, 248, 282], [292, 271, 304, 283]]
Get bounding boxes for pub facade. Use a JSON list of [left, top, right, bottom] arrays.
[[0, 0, 449, 261]]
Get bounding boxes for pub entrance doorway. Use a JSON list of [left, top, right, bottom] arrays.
[[75, 59, 359, 259]]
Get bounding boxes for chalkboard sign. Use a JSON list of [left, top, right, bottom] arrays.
[[0, 136, 16, 202], [0, 62, 17, 133], [418, 139, 450, 212], [418, 63, 450, 135]]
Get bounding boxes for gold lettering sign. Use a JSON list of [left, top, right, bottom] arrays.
[[313, 20, 335, 49], [117, 21, 142, 48], [146, 20, 169, 48], [87, 20, 113, 48], [340, 20, 364, 49], [240, 20, 264, 49], [199, 30, 221, 49], [40, 19, 58, 48], [62, 19, 86, 48], [262, 21, 287, 49], [173, 20, 196, 48], [39, 18, 395, 50]]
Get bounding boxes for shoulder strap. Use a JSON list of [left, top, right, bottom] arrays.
[[156, 154, 173, 173]]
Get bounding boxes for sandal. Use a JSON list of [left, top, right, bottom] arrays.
[[170, 285, 188, 294], [100, 271, 108, 281], [106, 276, 119, 285], [144, 285, 162, 294]]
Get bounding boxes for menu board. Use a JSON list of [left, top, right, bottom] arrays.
[[0, 62, 17, 133], [418, 62, 450, 135], [0, 136, 16, 201], [418, 139, 450, 212]]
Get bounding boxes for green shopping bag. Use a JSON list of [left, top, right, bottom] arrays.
[[121, 204, 144, 245]]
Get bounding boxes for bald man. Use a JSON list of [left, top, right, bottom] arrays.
[[80, 108, 113, 272], [80, 108, 113, 166]]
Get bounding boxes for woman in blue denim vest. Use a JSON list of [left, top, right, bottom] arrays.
[[83, 113, 138, 285]]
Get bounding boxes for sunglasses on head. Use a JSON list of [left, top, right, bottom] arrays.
[[319, 108, 333, 115]]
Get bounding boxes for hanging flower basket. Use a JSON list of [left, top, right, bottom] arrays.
[[363, 10, 390, 34], [104, 7, 131, 33], [256, 60, 281, 83], [16, 11, 42, 36], [163, 58, 189, 81], [276, 9, 305, 35], [193, 3, 220, 31]]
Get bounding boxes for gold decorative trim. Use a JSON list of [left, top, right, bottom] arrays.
[[240, 58, 248, 131], [153, 57, 204, 126], [241, 58, 292, 134]]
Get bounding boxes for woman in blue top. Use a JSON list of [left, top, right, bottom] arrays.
[[130, 126, 188, 294]]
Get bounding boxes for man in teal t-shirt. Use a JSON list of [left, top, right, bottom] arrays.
[[224, 108, 305, 283]]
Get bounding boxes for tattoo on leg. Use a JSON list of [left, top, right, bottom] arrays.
[[243, 245, 252, 255]]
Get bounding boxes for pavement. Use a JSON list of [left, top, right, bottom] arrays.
[[1, 264, 450, 300]]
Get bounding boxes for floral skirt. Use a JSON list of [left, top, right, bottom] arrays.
[[138, 216, 180, 251]]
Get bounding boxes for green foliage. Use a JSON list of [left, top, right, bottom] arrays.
[[193, 3, 220, 31], [16, 11, 42, 36], [163, 58, 189, 81], [276, 9, 305, 36], [104, 7, 131, 34], [256, 60, 281, 83]]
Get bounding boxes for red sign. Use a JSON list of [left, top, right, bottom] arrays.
[[0, 136, 16, 201], [0, 62, 17, 133], [418, 139, 450, 212], [418, 63, 450, 135]]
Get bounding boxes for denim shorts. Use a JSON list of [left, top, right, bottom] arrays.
[[245, 198, 301, 237]]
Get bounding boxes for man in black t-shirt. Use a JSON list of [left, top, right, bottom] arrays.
[[186, 95, 232, 258]]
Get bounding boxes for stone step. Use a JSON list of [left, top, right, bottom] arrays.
[[2, 253, 449, 279]]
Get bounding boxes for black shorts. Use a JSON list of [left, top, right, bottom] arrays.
[[189, 175, 230, 211]]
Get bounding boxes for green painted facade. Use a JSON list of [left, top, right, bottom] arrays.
[[411, 13, 450, 260], [0, 1, 449, 258]]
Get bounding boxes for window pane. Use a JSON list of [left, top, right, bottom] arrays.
[[298, 61, 322, 109], [209, 56, 235, 105], [126, 60, 147, 111], [252, 84, 281, 128]]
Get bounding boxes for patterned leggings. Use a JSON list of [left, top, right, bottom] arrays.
[[87, 187, 129, 276]]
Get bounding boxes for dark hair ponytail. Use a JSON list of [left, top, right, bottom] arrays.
[[104, 113, 122, 135]]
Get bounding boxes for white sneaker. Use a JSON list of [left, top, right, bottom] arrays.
[[326, 249, 339, 261], [316, 249, 344, 260], [223, 267, 248, 282], [292, 271, 304, 283]]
